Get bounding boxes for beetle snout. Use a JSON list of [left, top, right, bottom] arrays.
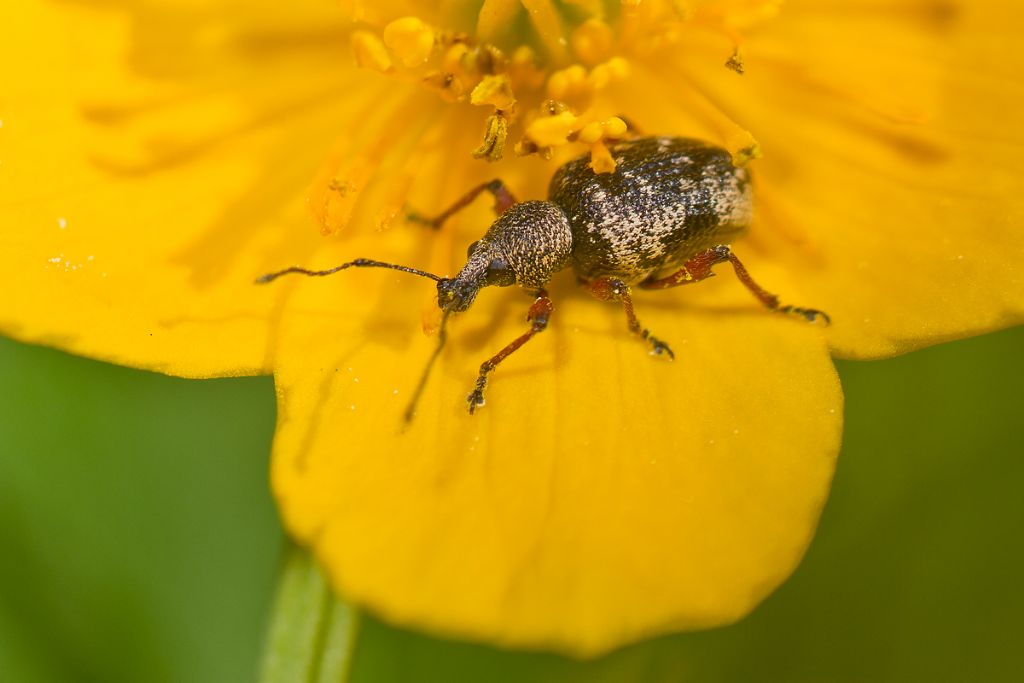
[[436, 278, 478, 313]]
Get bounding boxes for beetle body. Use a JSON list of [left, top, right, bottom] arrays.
[[261, 135, 823, 417], [550, 137, 752, 283], [447, 137, 752, 311]]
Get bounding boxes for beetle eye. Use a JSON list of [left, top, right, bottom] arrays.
[[466, 240, 480, 257], [484, 257, 514, 286]]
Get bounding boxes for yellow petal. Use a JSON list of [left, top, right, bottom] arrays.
[[0, 1, 393, 376], [269, 231, 841, 656], [7, 0, 1014, 659], [676, 0, 1024, 358]]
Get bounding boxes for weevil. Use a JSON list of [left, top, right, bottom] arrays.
[[259, 136, 828, 420]]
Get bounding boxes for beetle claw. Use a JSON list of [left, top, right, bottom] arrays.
[[648, 337, 676, 360], [779, 305, 831, 326], [467, 390, 486, 414]]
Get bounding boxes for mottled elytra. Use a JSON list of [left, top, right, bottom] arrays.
[[258, 137, 828, 420]]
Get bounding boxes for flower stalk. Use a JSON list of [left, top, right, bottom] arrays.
[[260, 545, 361, 683]]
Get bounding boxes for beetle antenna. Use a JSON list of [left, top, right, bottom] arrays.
[[403, 309, 452, 423], [256, 258, 442, 284]]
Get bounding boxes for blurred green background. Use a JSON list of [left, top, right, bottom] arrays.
[[1, 327, 1022, 683]]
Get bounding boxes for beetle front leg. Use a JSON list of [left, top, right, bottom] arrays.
[[407, 179, 518, 230], [640, 245, 830, 324], [586, 277, 674, 359], [467, 289, 552, 414]]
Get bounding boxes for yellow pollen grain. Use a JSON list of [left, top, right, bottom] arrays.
[[470, 74, 516, 110], [351, 31, 393, 73], [383, 17, 435, 67]]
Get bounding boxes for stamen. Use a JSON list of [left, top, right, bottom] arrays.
[[377, 113, 450, 229], [476, 0, 524, 44], [468, 71, 517, 161], [547, 56, 629, 101], [308, 92, 442, 235], [570, 19, 614, 66], [583, 115, 625, 137], [724, 47, 745, 75], [518, 109, 579, 157], [577, 116, 628, 173], [442, 42, 472, 74], [423, 71, 466, 103], [351, 31, 393, 73], [588, 141, 616, 174], [508, 46, 545, 88], [383, 17, 436, 67], [473, 113, 510, 161], [470, 74, 517, 110], [335, 0, 796, 223], [520, 0, 570, 65], [563, 0, 605, 19], [587, 56, 630, 90], [547, 64, 589, 100]]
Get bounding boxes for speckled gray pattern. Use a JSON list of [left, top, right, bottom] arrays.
[[443, 137, 751, 310], [470, 200, 574, 289], [549, 137, 752, 282]]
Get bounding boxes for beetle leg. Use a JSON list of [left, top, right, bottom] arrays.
[[407, 179, 517, 230], [587, 277, 674, 359], [467, 289, 552, 414], [640, 245, 830, 324]]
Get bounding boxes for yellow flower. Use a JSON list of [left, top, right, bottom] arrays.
[[1, 0, 1021, 657]]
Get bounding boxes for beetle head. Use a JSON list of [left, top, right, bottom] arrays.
[[436, 239, 516, 313], [437, 201, 573, 313]]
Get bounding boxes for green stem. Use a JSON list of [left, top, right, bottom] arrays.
[[259, 544, 360, 683]]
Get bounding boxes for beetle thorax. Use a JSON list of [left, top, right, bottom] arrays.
[[482, 201, 573, 289]]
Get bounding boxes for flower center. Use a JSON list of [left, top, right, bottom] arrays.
[[347, 1, 766, 168], [305, 0, 780, 239]]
